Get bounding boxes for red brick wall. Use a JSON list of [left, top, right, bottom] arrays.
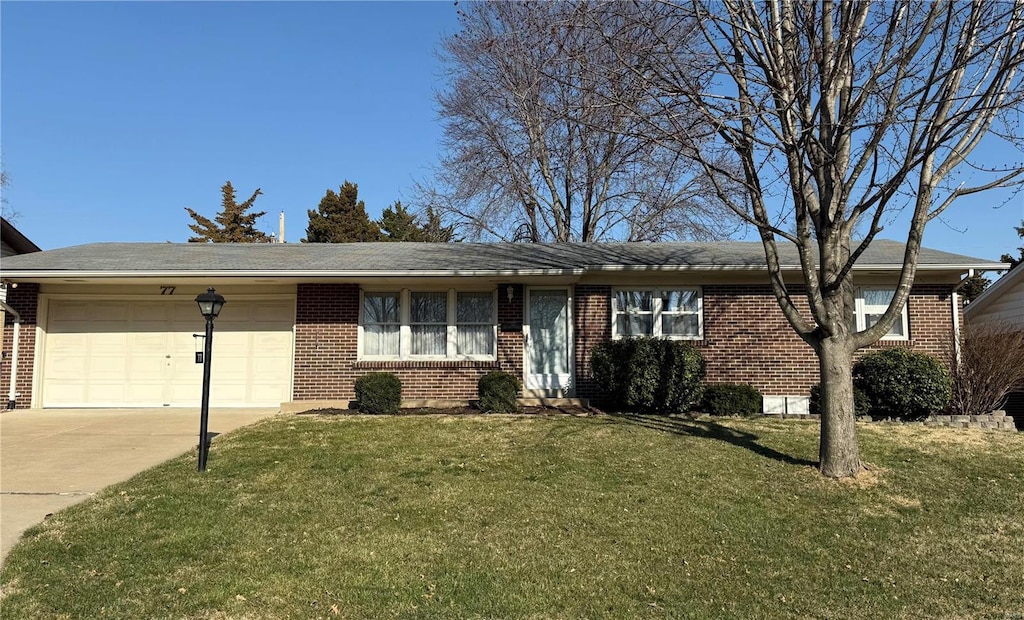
[[574, 285, 611, 398], [1, 283, 39, 409], [574, 283, 959, 399], [292, 283, 524, 402]]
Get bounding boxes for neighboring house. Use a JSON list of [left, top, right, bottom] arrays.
[[964, 265, 1024, 422], [1, 218, 41, 408], [963, 265, 1024, 328], [0, 240, 1001, 412], [1, 216, 42, 259]]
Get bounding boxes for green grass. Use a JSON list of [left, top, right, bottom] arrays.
[[2, 414, 1023, 619]]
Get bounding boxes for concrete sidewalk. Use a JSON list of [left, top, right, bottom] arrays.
[[0, 407, 279, 565]]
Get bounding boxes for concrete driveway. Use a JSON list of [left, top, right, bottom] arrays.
[[0, 407, 279, 565]]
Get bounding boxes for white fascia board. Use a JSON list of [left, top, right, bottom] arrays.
[[0, 268, 588, 280]]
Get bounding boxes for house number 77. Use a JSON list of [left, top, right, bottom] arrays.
[[160, 286, 176, 295]]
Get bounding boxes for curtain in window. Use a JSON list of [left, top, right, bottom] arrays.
[[457, 292, 494, 355], [863, 289, 903, 336], [411, 292, 447, 355], [661, 290, 700, 336], [364, 293, 400, 355], [614, 291, 654, 336]]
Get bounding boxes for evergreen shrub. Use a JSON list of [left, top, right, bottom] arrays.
[[590, 338, 705, 414], [701, 383, 763, 416], [477, 371, 521, 413], [853, 348, 951, 420], [809, 383, 871, 417], [354, 372, 402, 414]]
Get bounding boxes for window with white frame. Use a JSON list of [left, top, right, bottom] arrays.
[[359, 289, 497, 359], [362, 292, 401, 356], [612, 288, 702, 339], [410, 291, 448, 356], [456, 291, 495, 355], [856, 288, 908, 339]]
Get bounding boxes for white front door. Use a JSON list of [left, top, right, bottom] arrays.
[[525, 288, 573, 394]]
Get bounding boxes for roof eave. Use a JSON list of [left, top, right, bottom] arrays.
[[1, 261, 1002, 281], [0, 268, 588, 280]]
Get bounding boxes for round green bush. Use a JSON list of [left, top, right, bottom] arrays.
[[701, 383, 762, 416], [853, 348, 951, 420], [354, 372, 402, 414], [591, 338, 705, 414], [477, 371, 520, 413], [809, 383, 871, 417]]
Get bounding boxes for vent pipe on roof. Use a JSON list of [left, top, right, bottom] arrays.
[[1, 299, 21, 410]]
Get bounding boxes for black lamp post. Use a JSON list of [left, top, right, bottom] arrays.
[[195, 287, 226, 472]]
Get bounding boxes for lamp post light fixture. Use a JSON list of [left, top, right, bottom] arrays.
[[195, 287, 226, 472]]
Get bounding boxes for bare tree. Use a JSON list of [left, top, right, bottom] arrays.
[[607, 0, 1024, 476], [0, 166, 19, 222], [427, 1, 739, 242]]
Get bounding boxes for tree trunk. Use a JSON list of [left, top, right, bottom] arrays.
[[817, 337, 864, 478]]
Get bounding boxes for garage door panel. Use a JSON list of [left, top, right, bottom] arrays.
[[124, 383, 164, 405], [253, 302, 292, 321], [46, 332, 88, 352], [43, 298, 294, 407], [214, 332, 251, 348], [44, 353, 89, 379], [211, 384, 249, 403], [131, 303, 172, 321], [254, 331, 291, 346], [45, 384, 87, 407], [49, 303, 91, 323], [90, 358, 129, 381], [251, 384, 289, 403], [91, 304, 131, 322]]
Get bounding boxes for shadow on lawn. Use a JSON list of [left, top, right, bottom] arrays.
[[603, 413, 817, 468]]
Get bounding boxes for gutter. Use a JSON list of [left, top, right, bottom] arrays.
[[0, 262, 1008, 280], [1, 300, 21, 410]]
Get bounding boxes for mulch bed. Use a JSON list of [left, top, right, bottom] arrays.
[[299, 405, 596, 417]]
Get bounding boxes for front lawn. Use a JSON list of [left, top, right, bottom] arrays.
[[2, 414, 1022, 619]]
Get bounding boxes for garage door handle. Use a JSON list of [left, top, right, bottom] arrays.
[[166, 355, 171, 358]]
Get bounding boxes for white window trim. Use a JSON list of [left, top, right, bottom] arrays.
[[611, 287, 703, 340], [359, 291, 402, 359], [358, 288, 498, 361], [855, 287, 909, 341]]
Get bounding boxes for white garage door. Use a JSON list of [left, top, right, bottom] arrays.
[[42, 298, 294, 407]]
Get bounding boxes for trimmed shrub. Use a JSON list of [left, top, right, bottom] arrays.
[[809, 383, 871, 418], [354, 372, 402, 414], [701, 383, 763, 416], [478, 371, 521, 413], [853, 348, 952, 420], [590, 338, 705, 414]]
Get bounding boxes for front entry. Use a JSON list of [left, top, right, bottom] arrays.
[[525, 288, 573, 394]]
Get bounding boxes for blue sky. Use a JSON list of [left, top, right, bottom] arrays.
[[1, 1, 1022, 262]]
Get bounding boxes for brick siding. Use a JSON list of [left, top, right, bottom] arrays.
[[574, 283, 959, 400], [1, 283, 39, 409], [11, 280, 957, 408], [292, 283, 524, 402]]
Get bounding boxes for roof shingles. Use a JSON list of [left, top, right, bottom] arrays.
[[0, 240, 1003, 275]]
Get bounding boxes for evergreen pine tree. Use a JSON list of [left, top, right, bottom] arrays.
[[999, 220, 1024, 270], [186, 181, 269, 243], [379, 202, 456, 242], [303, 181, 381, 243], [379, 201, 422, 241], [419, 206, 456, 243]]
